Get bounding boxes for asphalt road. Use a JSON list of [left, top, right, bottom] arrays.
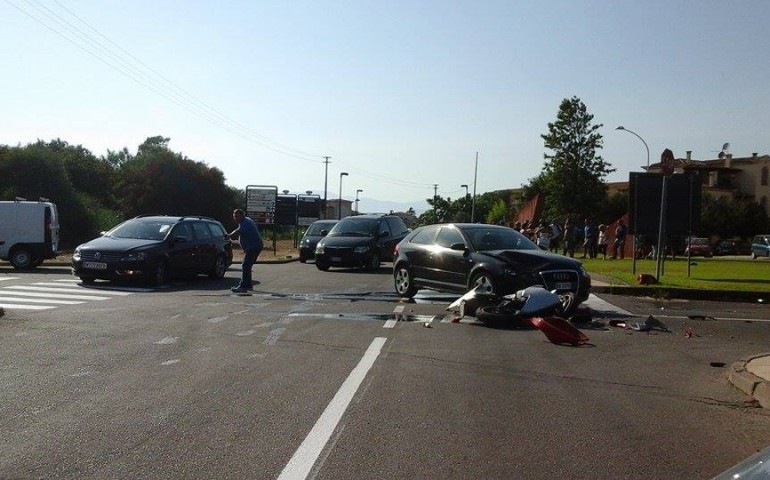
[[1, 263, 770, 479]]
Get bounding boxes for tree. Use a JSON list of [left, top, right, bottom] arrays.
[[528, 96, 614, 221], [701, 194, 770, 238]]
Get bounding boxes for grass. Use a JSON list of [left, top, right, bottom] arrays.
[[582, 255, 770, 292]]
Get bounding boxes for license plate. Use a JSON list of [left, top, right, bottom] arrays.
[[83, 261, 107, 270], [554, 282, 573, 290], [331, 256, 342, 262]]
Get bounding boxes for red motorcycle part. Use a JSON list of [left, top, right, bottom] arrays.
[[529, 316, 590, 346]]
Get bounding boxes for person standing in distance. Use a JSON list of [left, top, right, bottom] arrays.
[[229, 209, 264, 293]]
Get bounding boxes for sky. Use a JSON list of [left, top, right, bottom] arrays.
[[2, 0, 769, 212]]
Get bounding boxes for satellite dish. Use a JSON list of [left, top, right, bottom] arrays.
[[722, 142, 730, 152]]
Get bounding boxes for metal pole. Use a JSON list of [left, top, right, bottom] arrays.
[[322, 156, 331, 219], [471, 152, 478, 223], [338, 172, 348, 220], [355, 189, 362, 214], [655, 175, 668, 279], [616, 126, 650, 168]]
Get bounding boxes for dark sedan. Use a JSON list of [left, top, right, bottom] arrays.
[[393, 223, 591, 306]]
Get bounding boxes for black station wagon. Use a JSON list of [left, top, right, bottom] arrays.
[[72, 215, 233, 285]]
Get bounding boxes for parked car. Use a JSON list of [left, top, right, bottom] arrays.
[[72, 215, 233, 285], [684, 237, 712, 257], [0, 199, 60, 269], [392, 223, 591, 308], [751, 234, 770, 259], [712, 239, 751, 256], [314, 214, 409, 271], [299, 219, 338, 263]]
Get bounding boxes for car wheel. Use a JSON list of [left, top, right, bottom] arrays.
[[469, 271, 496, 294], [394, 265, 417, 298], [299, 256, 307, 264], [316, 260, 330, 271], [367, 253, 380, 271], [79, 276, 96, 285], [151, 260, 169, 286], [208, 255, 228, 279], [9, 247, 34, 269], [752, 252, 757, 259]]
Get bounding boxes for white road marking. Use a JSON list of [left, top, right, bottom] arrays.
[[0, 290, 112, 301], [0, 303, 57, 310], [0, 277, 20, 282], [161, 359, 180, 366], [20, 285, 134, 296], [155, 337, 179, 345], [278, 337, 387, 480], [383, 320, 397, 328], [584, 293, 634, 316], [0, 296, 85, 305]]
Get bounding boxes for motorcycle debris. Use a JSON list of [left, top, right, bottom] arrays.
[[644, 315, 670, 332], [687, 314, 717, 321]]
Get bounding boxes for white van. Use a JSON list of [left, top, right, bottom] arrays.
[[0, 199, 61, 269]]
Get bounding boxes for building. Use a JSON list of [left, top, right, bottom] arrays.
[[324, 198, 353, 220], [646, 152, 770, 215]]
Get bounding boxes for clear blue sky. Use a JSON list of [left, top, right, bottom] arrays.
[[2, 0, 769, 207]]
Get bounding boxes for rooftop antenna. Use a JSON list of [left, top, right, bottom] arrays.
[[717, 142, 730, 159]]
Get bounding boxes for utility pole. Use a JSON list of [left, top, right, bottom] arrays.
[[433, 184, 438, 201], [322, 156, 331, 219]]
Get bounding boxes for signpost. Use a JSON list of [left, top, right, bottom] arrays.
[[297, 194, 321, 226], [656, 149, 675, 280]]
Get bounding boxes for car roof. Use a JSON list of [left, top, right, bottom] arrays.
[[132, 214, 218, 222]]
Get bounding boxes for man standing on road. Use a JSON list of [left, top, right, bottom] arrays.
[[229, 209, 264, 293]]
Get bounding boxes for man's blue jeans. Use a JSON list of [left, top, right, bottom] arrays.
[[240, 248, 262, 288]]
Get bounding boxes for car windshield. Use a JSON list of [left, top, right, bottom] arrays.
[[107, 219, 175, 241], [691, 238, 709, 245], [464, 227, 540, 251], [306, 222, 335, 236], [328, 218, 378, 237]]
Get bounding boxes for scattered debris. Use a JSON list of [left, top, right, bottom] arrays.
[[683, 327, 694, 338], [529, 316, 589, 346], [423, 322, 432, 328], [609, 319, 628, 329], [644, 315, 670, 332], [710, 362, 726, 368], [687, 315, 717, 321], [637, 273, 658, 285]]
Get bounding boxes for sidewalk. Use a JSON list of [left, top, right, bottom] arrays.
[[729, 355, 770, 408]]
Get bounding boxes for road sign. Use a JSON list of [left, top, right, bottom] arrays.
[[246, 185, 277, 225], [661, 149, 675, 177]]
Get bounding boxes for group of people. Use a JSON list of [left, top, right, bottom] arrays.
[[511, 217, 628, 260]]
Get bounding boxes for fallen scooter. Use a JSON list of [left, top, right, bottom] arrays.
[[449, 285, 589, 345]]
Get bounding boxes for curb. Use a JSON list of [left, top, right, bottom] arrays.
[[591, 285, 769, 303], [728, 354, 770, 408]]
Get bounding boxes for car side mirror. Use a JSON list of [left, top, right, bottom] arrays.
[[450, 242, 467, 252], [379, 231, 390, 238], [320, 229, 328, 237]]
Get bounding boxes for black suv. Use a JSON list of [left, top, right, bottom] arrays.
[[72, 215, 233, 285], [314, 214, 410, 271]]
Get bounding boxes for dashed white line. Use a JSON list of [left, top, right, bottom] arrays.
[[278, 337, 387, 480], [15, 285, 133, 296]]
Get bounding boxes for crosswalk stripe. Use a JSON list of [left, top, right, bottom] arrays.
[[0, 303, 56, 310], [32, 282, 152, 293], [6, 286, 133, 296], [0, 290, 111, 301], [0, 277, 20, 282], [0, 296, 85, 305]]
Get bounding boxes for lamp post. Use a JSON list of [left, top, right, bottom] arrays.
[[461, 184, 469, 198], [355, 189, 363, 214], [338, 172, 348, 219], [615, 126, 650, 168]]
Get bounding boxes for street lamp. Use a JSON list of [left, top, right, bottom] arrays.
[[461, 184, 469, 198], [338, 172, 348, 219], [355, 189, 363, 214], [616, 126, 650, 168]]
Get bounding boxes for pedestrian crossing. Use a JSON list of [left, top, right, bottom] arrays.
[[0, 278, 153, 311]]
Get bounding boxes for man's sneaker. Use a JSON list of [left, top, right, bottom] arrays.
[[231, 286, 248, 293]]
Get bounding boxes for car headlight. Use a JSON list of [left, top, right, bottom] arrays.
[[315, 244, 324, 254], [121, 252, 148, 261], [354, 246, 370, 254]]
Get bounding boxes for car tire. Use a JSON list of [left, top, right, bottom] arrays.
[[151, 260, 169, 286], [9, 247, 34, 269], [209, 255, 228, 279], [79, 276, 96, 285], [299, 256, 307, 264], [752, 252, 757, 259], [394, 265, 417, 298], [367, 253, 380, 271], [469, 271, 496, 294], [316, 260, 330, 271]]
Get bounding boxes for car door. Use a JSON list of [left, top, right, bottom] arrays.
[[432, 226, 471, 289], [191, 221, 216, 273], [382, 217, 408, 261], [167, 222, 197, 274], [375, 219, 394, 260], [403, 226, 439, 283]]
